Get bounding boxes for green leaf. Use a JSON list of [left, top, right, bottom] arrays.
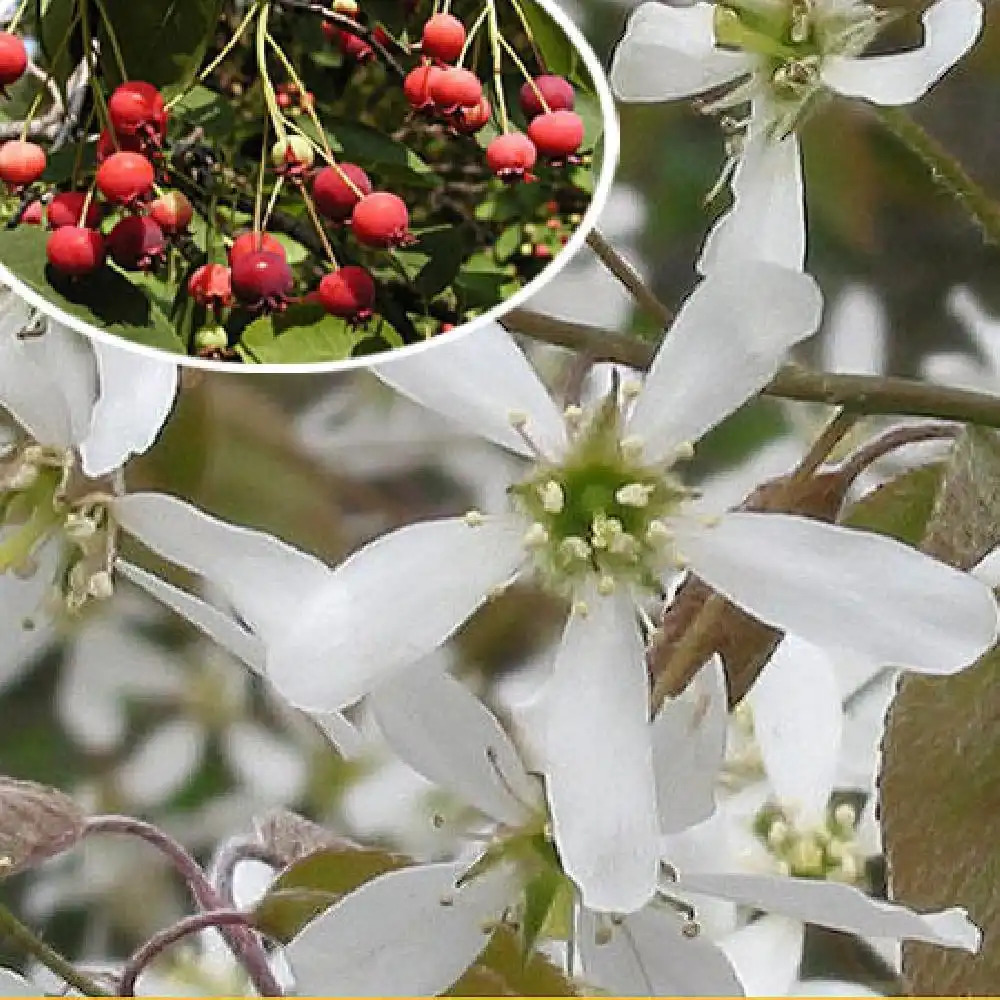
[[393, 226, 477, 298], [252, 846, 411, 942], [448, 928, 578, 996], [515, 0, 578, 82], [238, 302, 365, 364], [520, 868, 564, 957], [0, 226, 184, 355], [168, 84, 238, 145], [97, 0, 225, 90], [841, 464, 944, 546], [323, 119, 437, 188], [877, 427, 1000, 995]]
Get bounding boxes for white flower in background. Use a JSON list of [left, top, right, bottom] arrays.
[[610, 0, 983, 270], [0, 969, 35, 996], [0, 291, 177, 691], [923, 286, 1000, 390], [114, 266, 998, 915]]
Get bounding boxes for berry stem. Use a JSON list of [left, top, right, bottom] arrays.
[[457, 6, 489, 67], [253, 113, 271, 233], [498, 32, 550, 113], [4, 0, 29, 34], [76, 0, 113, 133], [297, 179, 338, 266], [485, 0, 508, 133], [92, 0, 130, 83], [262, 174, 285, 230], [256, 1, 288, 143], [507, 0, 546, 72]]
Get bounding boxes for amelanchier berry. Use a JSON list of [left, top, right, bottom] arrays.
[[519, 74, 575, 117], [107, 81, 168, 141], [149, 191, 193, 234], [404, 63, 445, 110], [95, 151, 156, 205], [230, 250, 295, 311], [420, 12, 466, 62], [486, 132, 538, 181], [312, 163, 372, 220], [47, 192, 102, 230], [107, 216, 167, 271], [0, 32, 28, 89], [20, 200, 43, 225], [429, 67, 483, 109], [271, 135, 316, 176], [351, 192, 411, 247], [527, 110, 585, 159], [318, 266, 376, 323], [455, 96, 491, 132], [229, 231, 287, 262], [46, 226, 106, 277], [188, 263, 234, 310], [0, 140, 47, 188]]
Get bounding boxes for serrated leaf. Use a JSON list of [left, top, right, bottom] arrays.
[[238, 303, 365, 364], [0, 777, 86, 877], [0, 226, 184, 354], [879, 427, 1000, 995], [253, 846, 411, 942]]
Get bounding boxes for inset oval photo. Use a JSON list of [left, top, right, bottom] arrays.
[[0, 0, 617, 370]]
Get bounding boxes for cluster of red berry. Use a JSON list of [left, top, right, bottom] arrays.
[[403, 12, 584, 181]]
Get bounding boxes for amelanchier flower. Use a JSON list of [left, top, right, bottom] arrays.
[[610, 0, 984, 271], [0, 291, 177, 688], [0, 969, 34, 996], [114, 263, 998, 916]]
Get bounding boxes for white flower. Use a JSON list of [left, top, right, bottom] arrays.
[[0, 969, 35, 996], [923, 285, 1000, 390], [114, 266, 997, 915], [0, 293, 177, 691], [610, 0, 983, 271]]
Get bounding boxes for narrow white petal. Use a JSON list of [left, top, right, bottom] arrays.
[[0, 969, 36, 995], [374, 323, 566, 460], [721, 915, 804, 995], [681, 513, 999, 673], [673, 872, 980, 950], [653, 656, 727, 834], [79, 343, 177, 477], [579, 905, 744, 996], [224, 723, 308, 803], [267, 516, 526, 712], [699, 111, 805, 275], [822, 284, 887, 375], [610, 2, 752, 102], [313, 710, 368, 761], [628, 263, 822, 461], [794, 980, 880, 996], [821, 0, 983, 105], [542, 590, 659, 913], [117, 560, 265, 672], [0, 540, 55, 694], [748, 636, 842, 822], [973, 544, 1000, 587], [117, 719, 207, 806], [371, 661, 537, 826], [0, 305, 96, 448], [285, 860, 513, 997], [112, 493, 332, 646]]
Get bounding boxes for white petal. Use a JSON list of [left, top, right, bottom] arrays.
[[699, 109, 805, 275], [721, 915, 804, 995], [822, 284, 887, 375], [793, 979, 880, 997], [371, 661, 537, 827], [973, 544, 1000, 587], [652, 655, 727, 834], [79, 342, 177, 477], [673, 872, 980, 950], [821, 0, 983, 105], [0, 539, 55, 694], [948, 285, 1000, 373], [112, 493, 332, 646], [628, 263, 822, 461], [117, 719, 207, 806], [0, 306, 96, 448], [224, 722, 308, 803], [117, 560, 265, 672], [542, 590, 659, 913], [579, 905, 744, 996], [374, 323, 566, 460], [747, 636, 842, 822], [0, 969, 36, 996], [285, 860, 513, 997], [610, 2, 752, 102], [267, 516, 525, 712], [312, 710, 368, 761], [681, 513, 1000, 673]]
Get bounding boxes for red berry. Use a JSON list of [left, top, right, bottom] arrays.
[[21, 200, 43, 225], [107, 215, 166, 271], [46, 226, 105, 277], [96, 128, 146, 163], [421, 13, 465, 62], [455, 96, 491, 133], [277, 90, 292, 110], [486, 132, 537, 181], [108, 81, 167, 141], [519, 75, 575, 118], [96, 151, 155, 205], [312, 163, 372, 221], [404, 64, 445, 110], [231, 250, 294, 310], [229, 231, 286, 262], [533, 244, 553, 260], [429, 67, 482, 109], [351, 192, 410, 248], [149, 191, 193, 234], [318, 266, 375, 323], [47, 191, 103, 229], [0, 33, 28, 88], [0, 140, 46, 187], [330, 21, 373, 61], [527, 110, 584, 159], [188, 263, 233, 309]]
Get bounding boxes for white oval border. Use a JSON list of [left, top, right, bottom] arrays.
[[0, 0, 619, 374]]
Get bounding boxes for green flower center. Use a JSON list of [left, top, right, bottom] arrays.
[[755, 800, 864, 882]]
